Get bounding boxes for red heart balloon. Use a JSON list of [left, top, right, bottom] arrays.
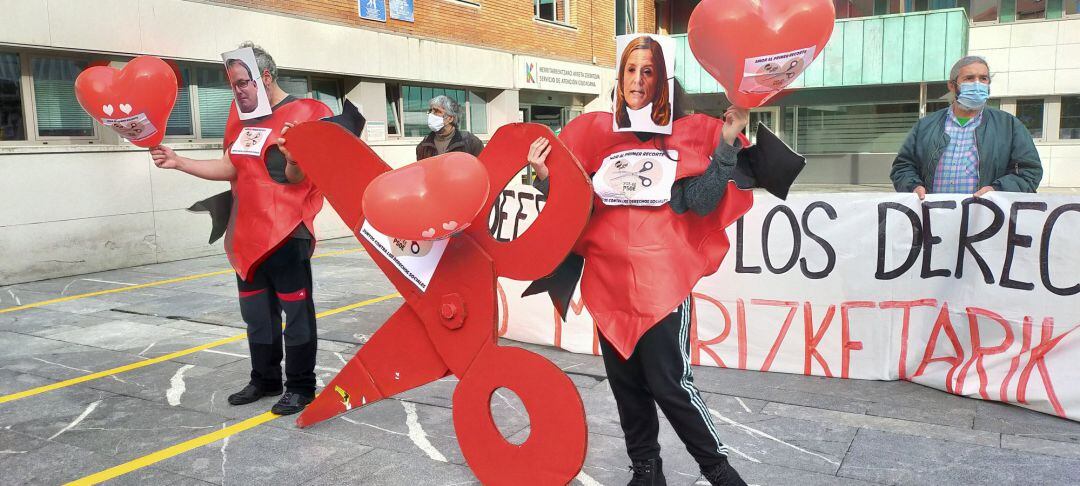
[[688, 0, 835, 108], [74, 56, 177, 148], [363, 152, 491, 241]]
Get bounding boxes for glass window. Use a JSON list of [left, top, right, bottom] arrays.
[[32, 56, 93, 137], [166, 67, 193, 137], [535, 0, 568, 23], [195, 67, 231, 139], [909, 0, 930, 12], [835, 0, 876, 18], [1068, 0, 1080, 15], [929, 0, 958, 9], [1015, 99, 1043, 138], [1015, 0, 1045, 19], [312, 78, 342, 115], [385, 84, 401, 136], [402, 85, 468, 137], [616, 0, 635, 35], [795, 103, 921, 154], [966, 0, 1000, 21], [278, 75, 309, 99], [926, 100, 950, 113], [469, 91, 487, 134], [0, 52, 25, 141], [1061, 96, 1080, 140]]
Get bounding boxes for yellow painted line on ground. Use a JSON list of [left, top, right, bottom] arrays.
[[0, 248, 364, 315], [0, 292, 399, 405], [66, 411, 280, 486]]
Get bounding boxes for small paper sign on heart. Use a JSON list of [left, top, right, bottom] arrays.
[[74, 56, 178, 148], [687, 0, 835, 108]]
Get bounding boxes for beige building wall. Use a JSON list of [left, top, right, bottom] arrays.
[[0, 0, 616, 285], [968, 17, 1080, 188]]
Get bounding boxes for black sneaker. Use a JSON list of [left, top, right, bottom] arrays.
[[227, 384, 283, 406], [700, 458, 747, 486], [628, 457, 666, 486], [271, 391, 314, 415]]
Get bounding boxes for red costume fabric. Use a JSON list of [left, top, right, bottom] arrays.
[[558, 112, 753, 359], [223, 99, 332, 281]]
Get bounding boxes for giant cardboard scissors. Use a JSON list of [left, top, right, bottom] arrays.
[[283, 121, 593, 485]]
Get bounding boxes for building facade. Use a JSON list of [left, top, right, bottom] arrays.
[[664, 0, 1080, 188], [0, 0, 656, 285]]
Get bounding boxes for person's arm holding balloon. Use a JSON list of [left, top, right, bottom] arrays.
[[150, 145, 237, 181], [668, 106, 750, 216]]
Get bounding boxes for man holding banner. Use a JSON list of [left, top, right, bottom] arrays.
[[891, 56, 1043, 199]]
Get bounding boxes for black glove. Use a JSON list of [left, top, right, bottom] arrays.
[[736, 122, 806, 200]]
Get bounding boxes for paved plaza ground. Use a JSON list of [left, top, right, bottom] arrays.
[[2, 236, 1080, 485]]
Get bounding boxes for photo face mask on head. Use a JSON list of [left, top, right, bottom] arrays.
[[613, 34, 676, 135], [221, 47, 272, 120]]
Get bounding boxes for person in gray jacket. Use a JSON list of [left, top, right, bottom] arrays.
[[890, 56, 1042, 199]]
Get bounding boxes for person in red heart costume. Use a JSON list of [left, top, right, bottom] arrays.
[[526, 79, 780, 485], [150, 42, 362, 416]]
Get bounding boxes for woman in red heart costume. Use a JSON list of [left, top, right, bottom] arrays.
[[527, 84, 756, 485]]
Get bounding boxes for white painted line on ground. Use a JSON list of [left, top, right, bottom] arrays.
[[33, 358, 92, 374], [166, 365, 195, 406], [575, 470, 603, 486], [334, 352, 349, 365], [735, 397, 753, 414], [709, 408, 840, 466], [49, 399, 102, 440], [402, 401, 448, 462], [137, 342, 156, 357], [83, 278, 137, 286]]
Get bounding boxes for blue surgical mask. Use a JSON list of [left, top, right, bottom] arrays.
[[957, 82, 990, 110]]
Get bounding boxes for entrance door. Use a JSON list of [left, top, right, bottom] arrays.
[[746, 107, 780, 144], [528, 105, 565, 133]]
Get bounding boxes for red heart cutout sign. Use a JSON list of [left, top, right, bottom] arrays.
[[688, 0, 835, 108], [363, 152, 491, 241], [74, 56, 177, 148]]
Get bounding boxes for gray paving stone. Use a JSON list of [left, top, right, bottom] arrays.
[[0, 342, 142, 382], [973, 399, 1080, 444], [11, 395, 228, 461], [0, 372, 113, 432], [865, 396, 977, 428], [281, 399, 484, 466], [763, 402, 1000, 447], [1001, 433, 1080, 461], [838, 428, 1080, 486], [44, 320, 191, 351], [302, 447, 476, 486], [0, 307, 114, 336], [713, 414, 853, 476], [0, 331, 76, 361], [154, 421, 371, 485], [727, 458, 881, 486], [76, 360, 251, 413], [0, 428, 204, 486], [577, 429, 704, 486]]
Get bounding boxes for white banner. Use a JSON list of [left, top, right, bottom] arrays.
[[494, 191, 1080, 421]]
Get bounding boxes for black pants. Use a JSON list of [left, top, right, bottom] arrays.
[[599, 296, 730, 468], [236, 238, 317, 396]]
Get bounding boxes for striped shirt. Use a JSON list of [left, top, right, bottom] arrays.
[[932, 109, 982, 194]]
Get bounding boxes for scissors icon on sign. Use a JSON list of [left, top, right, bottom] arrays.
[[613, 160, 654, 187]]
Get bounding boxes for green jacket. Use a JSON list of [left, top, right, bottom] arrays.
[[890, 107, 1042, 193]]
